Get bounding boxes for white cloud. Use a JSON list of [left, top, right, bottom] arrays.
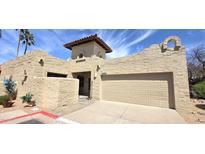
[[125, 30, 156, 48], [95, 29, 157, 59], [0, 30, 18, 63], [106, 45, 130, 59]]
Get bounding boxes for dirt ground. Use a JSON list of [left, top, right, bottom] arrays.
[[1, 99, 205, 124], [178, 99, 205, 124], [0, 101, 43, 114], [0, 100, 91, 116]]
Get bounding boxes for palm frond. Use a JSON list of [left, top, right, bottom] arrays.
[[18, 29, 35, 54]]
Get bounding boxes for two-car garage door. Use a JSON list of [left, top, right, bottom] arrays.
[[101, 73, 175, 109]]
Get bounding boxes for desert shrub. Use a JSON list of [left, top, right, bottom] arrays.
[[0, 95, 10, 105], [3, 76, 17, 100], [21, 92, 33, 103], [193, 81, 205, 99]]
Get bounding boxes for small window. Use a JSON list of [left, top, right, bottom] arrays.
[[79, 53, 84, 58], [47, 72, 67, 78]]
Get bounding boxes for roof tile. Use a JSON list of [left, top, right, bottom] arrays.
[[64, 34, 112, 53]]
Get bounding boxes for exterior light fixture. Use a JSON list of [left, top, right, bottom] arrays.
[[94, 72, 98, 78], [97, 65, 100, 71]]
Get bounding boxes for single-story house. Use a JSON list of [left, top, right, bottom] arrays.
[[0, 34, 190, 113]]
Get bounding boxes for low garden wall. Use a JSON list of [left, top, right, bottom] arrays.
[[32, 77, 79, 110]]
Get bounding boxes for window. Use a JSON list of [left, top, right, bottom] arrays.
[[47, 72, 67, 78], [79, 53, 84, 58]]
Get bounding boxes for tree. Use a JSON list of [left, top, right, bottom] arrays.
[[192, 45, 205, 71], [16, 29, 26, 57], [20, 29, 35, 55], [188, 45, 205, 83], [1, 29, 35, 57], [188, 62, 204, 83]]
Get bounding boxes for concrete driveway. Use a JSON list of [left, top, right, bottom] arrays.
[[63, 101, 186, 124]]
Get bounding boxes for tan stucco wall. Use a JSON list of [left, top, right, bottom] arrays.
[[32, 77, 79, 110], [71, 41, 106, 59], [72, 42, 95, 59], [31, 51, 70, 77], [0, 51, 40, 100], [93, 42, 106, 59], [0, 51, 71, 98], [0, 51, 78, 108], [68, 57, 103, 100]]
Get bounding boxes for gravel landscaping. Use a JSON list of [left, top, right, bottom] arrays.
[[178, 99, 205, 123]]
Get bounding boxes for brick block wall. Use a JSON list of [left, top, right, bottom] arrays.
[[33, 77, 79, 110]]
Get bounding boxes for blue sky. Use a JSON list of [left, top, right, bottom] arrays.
[[0, 29, 205, 64]]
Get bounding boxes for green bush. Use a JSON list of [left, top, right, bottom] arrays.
[[193, 81, 205, 99], [0, 95, 10, 105], [21, 92, 33, 103]]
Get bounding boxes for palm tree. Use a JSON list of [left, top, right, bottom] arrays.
[[21, 29, 35, 55], [1, 29, 35, 57], [16, 29, 25, 57]]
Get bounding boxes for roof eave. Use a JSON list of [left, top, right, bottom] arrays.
[[64, 41, 112, 53]]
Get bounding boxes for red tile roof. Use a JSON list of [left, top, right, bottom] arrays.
[[64, 34, 112, 53]]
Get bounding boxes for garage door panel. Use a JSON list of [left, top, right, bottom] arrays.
[[101, 73, 174, 108]]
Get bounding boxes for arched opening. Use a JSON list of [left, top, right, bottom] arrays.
[[167, 40, 176, 49], [162, 36, 182, 52]]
